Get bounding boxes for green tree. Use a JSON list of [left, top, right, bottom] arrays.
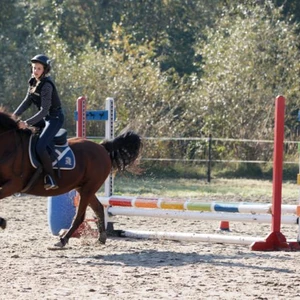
[[192, 2, 300, 160], [274, 0, 300, 25], [41, 0, 222, 75], [0, 1, 30, 109]]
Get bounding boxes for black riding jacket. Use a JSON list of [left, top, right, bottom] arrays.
[[14, 76, 62, 126]]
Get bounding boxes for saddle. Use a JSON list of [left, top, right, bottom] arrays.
[[29, 128, 76, 170]]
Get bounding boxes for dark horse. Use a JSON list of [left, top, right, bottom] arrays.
[[0, 107, 142, 248]]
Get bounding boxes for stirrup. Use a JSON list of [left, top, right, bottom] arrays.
[[44, 175, 58, 190]]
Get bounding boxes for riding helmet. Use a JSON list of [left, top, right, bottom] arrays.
[[31, 54, 51, 74]]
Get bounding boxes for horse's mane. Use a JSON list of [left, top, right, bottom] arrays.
[[0, 106, 19, 131]]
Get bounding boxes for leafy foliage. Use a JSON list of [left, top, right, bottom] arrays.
[[192, 2, 300, 160], [2, 0, 300, 168]]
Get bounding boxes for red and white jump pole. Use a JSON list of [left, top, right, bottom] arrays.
[[76, 96, 87, 139]]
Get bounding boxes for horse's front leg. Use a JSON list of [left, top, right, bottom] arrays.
[[0, 217, 6, 229], [0, 179, 21, 231], [0, 185, 7, 230], [89, 194, 107, 244]]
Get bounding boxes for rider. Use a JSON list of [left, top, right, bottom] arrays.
[[13, 54, 64, 190]]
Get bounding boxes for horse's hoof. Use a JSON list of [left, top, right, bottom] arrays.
[[0, 218, 6, 230], [47, 241, 66, 250], [99, 232, 107, 244], [47, 237, 68, 250]]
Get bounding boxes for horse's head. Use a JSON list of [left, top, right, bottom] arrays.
[[0, 107, 19, 133]]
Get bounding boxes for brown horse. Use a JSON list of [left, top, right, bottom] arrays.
[[0, 108, 142, 248]]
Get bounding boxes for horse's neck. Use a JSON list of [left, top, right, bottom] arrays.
[[0, 128, 13, 136], [0, 129, 30, 152], [0, 130, 21, 161]]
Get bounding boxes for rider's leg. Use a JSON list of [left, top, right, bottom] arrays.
[[36, 114, 63, 190], [38, 150, 58, 190]]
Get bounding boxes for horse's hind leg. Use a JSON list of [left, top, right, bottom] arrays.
[[89, 194, 107, 244], [54, 191, 90, 248]]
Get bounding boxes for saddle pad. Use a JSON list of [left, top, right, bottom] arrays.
[[29, 135, 76, 170]]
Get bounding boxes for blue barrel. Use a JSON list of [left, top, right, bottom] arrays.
[[47, 190, 76, 235]]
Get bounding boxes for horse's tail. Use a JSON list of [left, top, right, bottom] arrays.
[[101, 130, 142, 172]]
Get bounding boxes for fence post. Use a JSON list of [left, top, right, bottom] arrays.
[[207, 134, 212, 183]]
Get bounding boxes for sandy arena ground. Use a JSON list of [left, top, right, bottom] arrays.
[[1, 194, 300, 300]]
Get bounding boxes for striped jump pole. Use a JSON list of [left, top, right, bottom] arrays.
[[99, 195, 297, 214], [98, 196, 298, 225], [105, 206, 298, 224]]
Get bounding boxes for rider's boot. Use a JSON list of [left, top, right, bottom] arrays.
[[44, 174, 58, 190], [39, 151, 59, 190]]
